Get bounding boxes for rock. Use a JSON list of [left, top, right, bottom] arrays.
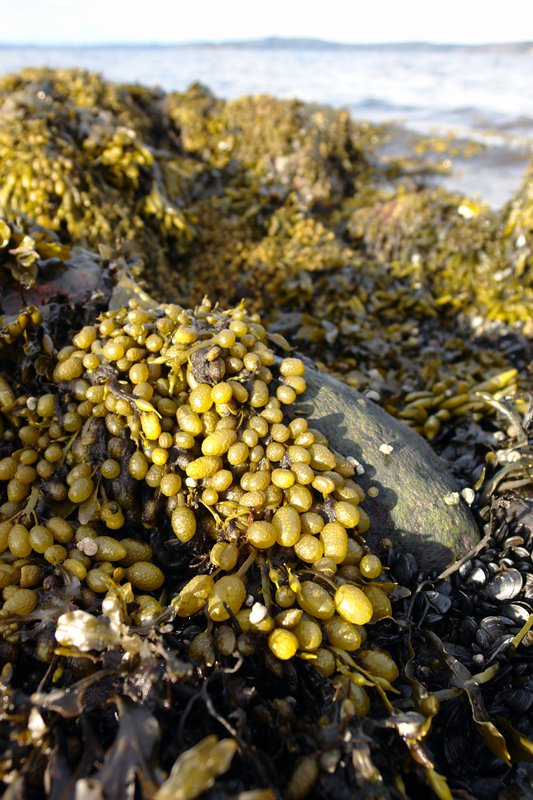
[[294, 364, 480, 571]]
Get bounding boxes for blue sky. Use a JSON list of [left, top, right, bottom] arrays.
[[1, 0, 532, 45]]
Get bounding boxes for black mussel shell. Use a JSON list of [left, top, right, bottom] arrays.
[[483, 568, 523, 601]]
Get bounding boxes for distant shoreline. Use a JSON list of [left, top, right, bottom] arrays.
[[1, 37, 532, 52]]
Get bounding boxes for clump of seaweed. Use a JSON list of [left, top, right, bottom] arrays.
[[0, 291, 416, 798], [504, 155, 533, 288], [0, 294, 399, 693], [0, 68, 192, 277]]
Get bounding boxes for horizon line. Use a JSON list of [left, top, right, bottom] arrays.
[[1, 36, 532, 49]]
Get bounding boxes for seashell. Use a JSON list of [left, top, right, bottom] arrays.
[[499, 688, 533, 714], [475, 615, 514, 650], [501, 602, 531, 625], [466, 563, 489, 588], [483, 568, 523, 601], [480, 615, 514, 634], [506, 545, 529, 559], [458, 560, 473, 580], [486, 561, 501, 577], [456, 616, 478, 643], [436, 580, 452, 596], [471, 778, 506, 800], [475, 627, 494, 650], [443, 735, 466, 768], [499, 556, 514, 568], [454, 591, 475, 615], [503, 535, 525, 548], [424, 589, 452, 616], [487, 633, 515, 660], [391, 552, 418, 584]]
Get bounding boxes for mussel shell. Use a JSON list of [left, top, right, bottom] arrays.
[[486, 561, 501, 578], [470, 778, 506, 800], [475, 615, 514, 650], [505, 545, 529, 559], [483, 568, 523, 601], [466, 563, 489, 588], [499, 556, 514, 568], [453, 590, 475, 614], [455, 616, 478, 643], [390, 552, 418, 584], [500, 602, 531, 625], [498, 688, 533, 713], [479, 614, 515, 633], [425, 589, 452, 615], [458, 560, 473, 580], [443, 735, 467, 768], [475, 628, 493, 650], [502, 535, 525, 548], [487, 633, 515, 659]]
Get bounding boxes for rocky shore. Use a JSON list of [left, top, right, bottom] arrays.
[[0, 68, 531, 800]]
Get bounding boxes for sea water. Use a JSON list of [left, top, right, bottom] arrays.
[[1, 43, 532, 206]]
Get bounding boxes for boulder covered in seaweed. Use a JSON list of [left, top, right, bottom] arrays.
[[108, 276, 480, 569]]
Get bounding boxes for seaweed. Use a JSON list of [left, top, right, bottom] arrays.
[[0, 67, 532, 799]]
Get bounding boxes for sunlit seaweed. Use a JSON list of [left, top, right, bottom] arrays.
[[0, 67, 532, 799]]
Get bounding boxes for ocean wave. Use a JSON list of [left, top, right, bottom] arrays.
[[353, 96, 419, 114]]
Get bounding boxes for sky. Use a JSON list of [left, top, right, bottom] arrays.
[[1, 0, 532, 45]]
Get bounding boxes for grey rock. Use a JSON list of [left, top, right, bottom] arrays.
[[293, 365, 480, 571]]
